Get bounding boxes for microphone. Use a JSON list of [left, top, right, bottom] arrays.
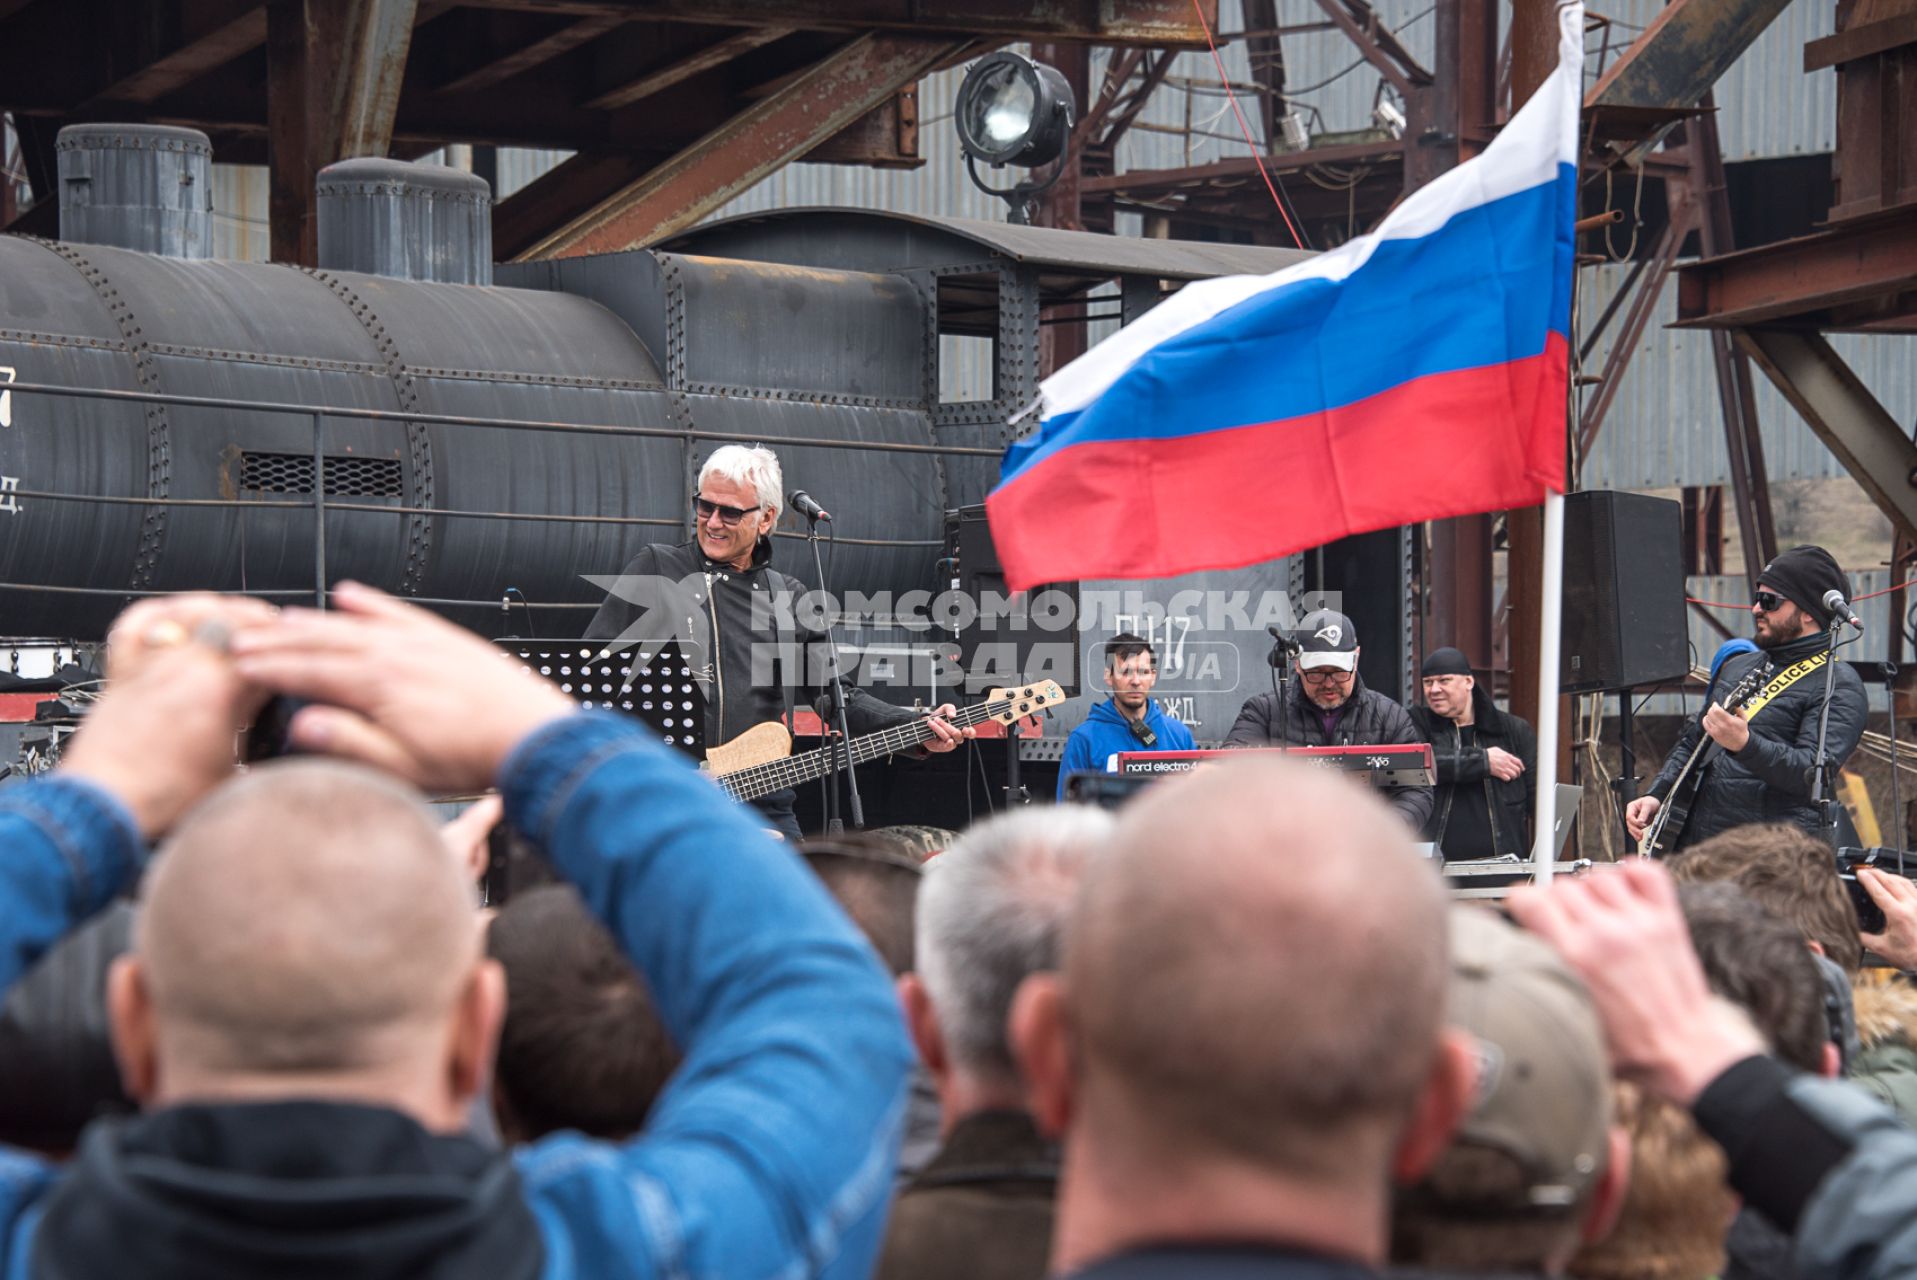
[[1265, 624, 1300, 669], [788, 490, 832, 524], [1823, 588, 1864, 631]]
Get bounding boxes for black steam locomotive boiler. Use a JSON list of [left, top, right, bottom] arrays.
[[0, 124, 1421, 822]]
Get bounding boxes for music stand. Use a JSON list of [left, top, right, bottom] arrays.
[[498, 640, 706, 760]]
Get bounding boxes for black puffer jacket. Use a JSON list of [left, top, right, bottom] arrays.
[[1409, 685, 1536, 860], [1224, 675, 1434, 829], [584, 537, 915, 749], [1648, 629, 1868, 850], [585, 537, 919, 838]]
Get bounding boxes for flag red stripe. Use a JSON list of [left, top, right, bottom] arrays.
[[988, 334, 1569, 592]]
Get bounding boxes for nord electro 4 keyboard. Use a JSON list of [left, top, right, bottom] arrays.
[[1113, 744, 1436, 788]]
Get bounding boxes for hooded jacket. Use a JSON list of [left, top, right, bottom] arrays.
[[1647, 630, 1868, 850], [1222, 676, 1434, 829], [0, 713, 913, 1280], [1848, 977, 1917, 1127], [1408, 684, 1537, 860], [1056, 698, 1196, 799]]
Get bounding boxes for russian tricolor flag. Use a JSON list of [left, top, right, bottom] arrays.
[[987, 4, 1583, 593]]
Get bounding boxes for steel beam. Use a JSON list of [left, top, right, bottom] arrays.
[[802, 87, 923, 168], [451, 0, 1216, 43], [581, 25, 792, 109], [492, 151, 651, 259], [79, 0, 269, 108], [1737, 328, 1917, 543], [517, 33, 967, 259], [1308, 0, 1430, 100], [1676, 216, 1917, 330], [1587, 0, 1793, 110], [267, 0, 419, 265], [435, 13, 628, 95]]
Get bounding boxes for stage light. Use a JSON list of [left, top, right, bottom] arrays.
[[955, 52, 1075, 169]]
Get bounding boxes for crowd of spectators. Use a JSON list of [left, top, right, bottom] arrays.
[[5, 587, 1917, 1278]]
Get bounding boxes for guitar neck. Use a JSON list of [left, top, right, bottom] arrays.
[[719, 698, 1014, 803]]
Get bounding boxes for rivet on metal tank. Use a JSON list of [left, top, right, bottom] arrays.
[[55, 124, 214, 260], [315, 158, 494, 286]]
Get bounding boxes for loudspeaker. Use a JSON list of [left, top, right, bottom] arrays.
[[943, 506, 1079, 698], [1559, 490, 1690, 693]]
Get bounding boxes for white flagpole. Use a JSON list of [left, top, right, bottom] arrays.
[[1531, 489, 1565, 883]]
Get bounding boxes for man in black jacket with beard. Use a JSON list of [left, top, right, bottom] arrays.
[[1410, 647, 1536, 861], [1626, 544, 1868, 853], [1223, 609, 1433, 829], [586, 444, 968, 839]]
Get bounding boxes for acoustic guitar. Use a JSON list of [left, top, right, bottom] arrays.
[[707, 681, 1067, 804], [1637, 660, 1772, 857]]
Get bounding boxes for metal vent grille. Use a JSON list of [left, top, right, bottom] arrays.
[[240, 452, 402, 497]]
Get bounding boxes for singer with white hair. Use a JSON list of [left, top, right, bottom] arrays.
[[586, 443, 970, 839]]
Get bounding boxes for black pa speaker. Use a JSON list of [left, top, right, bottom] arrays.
[[943, 506, 1079, 698], [1559, 490, 1690, 693]]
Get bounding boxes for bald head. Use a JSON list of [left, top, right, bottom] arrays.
[[134, 760, 482, 1076], [1068, 757, 1449, 1180]]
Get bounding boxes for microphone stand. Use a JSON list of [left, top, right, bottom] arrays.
[[1886, 658, 1904, 872], [806, 511, 862, 833], [1808, 617, 1844, 850]]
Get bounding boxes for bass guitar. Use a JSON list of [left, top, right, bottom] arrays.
[[1637, 661, 1772, 857], [707, 681, 1067, 804]]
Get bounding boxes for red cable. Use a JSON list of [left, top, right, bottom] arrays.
[[1687, 582, 1908, 610], [1187, 0, 1306, 250]]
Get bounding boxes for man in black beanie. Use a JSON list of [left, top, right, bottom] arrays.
[[1410, 647, 1535, 861], [1627, 544, 1867, 853]]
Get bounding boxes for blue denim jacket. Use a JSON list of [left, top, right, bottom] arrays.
[[0, 711, 913, 1279]]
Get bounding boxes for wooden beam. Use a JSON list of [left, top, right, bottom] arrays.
[[436, 12, 627, 94], [582, 25, 790, 109], [519, 32, 966, 259]]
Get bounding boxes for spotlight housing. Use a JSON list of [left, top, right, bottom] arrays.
[[955, 52, 1075, 170]]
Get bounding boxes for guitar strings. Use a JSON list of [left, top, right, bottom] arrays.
[[720, 695, 1037, 799]]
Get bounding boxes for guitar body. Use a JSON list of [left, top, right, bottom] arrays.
[[702, 721, 793, 776], [1636, 660, 1775, 857], [709, 682, 1068, 805], [1639, 770, 1704, 857]]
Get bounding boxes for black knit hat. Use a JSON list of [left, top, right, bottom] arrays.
[[1757, 545, 1849, 629], [1421, 646, 1473, 678]]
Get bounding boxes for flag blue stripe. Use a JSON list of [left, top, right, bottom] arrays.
[[1002, 164, 1576, 486]]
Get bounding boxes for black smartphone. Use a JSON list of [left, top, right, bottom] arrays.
[[242, 695, 311, 763], [1840, 867, 1887, 935]]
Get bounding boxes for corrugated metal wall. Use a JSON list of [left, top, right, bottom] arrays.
[[1577, 268, 1917, 487], [1624, 571, 1897, 714]]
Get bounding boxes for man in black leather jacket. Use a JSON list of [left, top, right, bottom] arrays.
[[1409, 646, 1536, 861], [1626, 545, 1867, 853], [586, 444, 967, 839], [1223, 609, 1433, 829]]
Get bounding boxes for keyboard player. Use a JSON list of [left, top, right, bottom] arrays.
[[1223, 609, 1433, 829]]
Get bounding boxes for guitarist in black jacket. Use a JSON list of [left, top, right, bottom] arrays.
[[585, 445, 969, 838], [1626, 545, 1868, 853]]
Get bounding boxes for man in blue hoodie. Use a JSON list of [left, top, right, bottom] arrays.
[[0, 584, 911, 1280], [1056, 634, 1195, 800]]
